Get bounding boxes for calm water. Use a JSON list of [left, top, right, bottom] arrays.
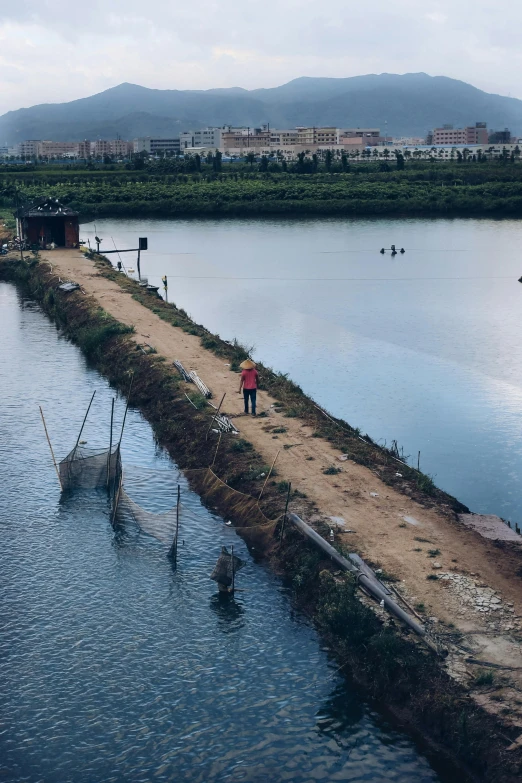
[[0, 282, 440, 781], [83, 217, 522, 524]]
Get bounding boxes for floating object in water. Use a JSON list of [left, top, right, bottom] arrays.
[[380, 248, 385, 254], [225, 520, 232, 526], [518, 276, 522, 283], [400, 248, 405, 254]]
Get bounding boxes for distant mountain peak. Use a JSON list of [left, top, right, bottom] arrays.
[[1, 73, 521, 144]]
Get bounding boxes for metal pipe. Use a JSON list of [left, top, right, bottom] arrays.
[[287, 513, 440, 654]]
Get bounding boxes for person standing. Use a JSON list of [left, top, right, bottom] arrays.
[[238, 359, 259, 416]]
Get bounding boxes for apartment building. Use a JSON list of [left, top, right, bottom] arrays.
[[180, 127, 223, 150], [133, 137, 181, 155], [431, 123, 489, 145], [39, 141, 79, 159], [221, 128, 271, 149], [19, 140, 41, 158]]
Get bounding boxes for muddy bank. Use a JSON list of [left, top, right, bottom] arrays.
[[1, 254, 522, 782]]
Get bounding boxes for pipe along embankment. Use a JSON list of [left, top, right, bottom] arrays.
[[1, 255, 521, 783]]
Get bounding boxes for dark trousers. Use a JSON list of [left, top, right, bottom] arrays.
[[243, 389, 257, 414]]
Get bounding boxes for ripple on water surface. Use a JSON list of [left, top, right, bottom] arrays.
[[0, 283, 439, 782]]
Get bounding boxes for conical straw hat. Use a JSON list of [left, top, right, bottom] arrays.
[[240, 359, 256, 370]]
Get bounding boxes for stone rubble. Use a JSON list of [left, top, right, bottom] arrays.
[[435, 572, 522, 632]]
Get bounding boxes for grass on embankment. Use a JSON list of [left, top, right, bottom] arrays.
[[1, 254, 521, 782]]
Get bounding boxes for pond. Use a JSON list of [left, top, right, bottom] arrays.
[[0, 280, 440, 781], [83, 216, 522, 524]]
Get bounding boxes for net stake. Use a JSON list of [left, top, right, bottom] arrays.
[[258, 449, 280, 502], [169, 484, 181, 563], [231, 545, 235, 594], [39, 405, 63, 491]]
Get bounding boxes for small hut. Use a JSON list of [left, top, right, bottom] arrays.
[[17, 198, 79, 249]]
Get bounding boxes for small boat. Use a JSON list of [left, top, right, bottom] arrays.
[[210, 545, 245, 594]]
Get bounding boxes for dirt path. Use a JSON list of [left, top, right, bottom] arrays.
[[41, 248, 522, 723]]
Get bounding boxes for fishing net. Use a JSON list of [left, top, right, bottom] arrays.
[[115, 487, 179, 546], [187, 468, 280, 541], [112, 467, 201, 547], [210, 546, 246, 587], [59, 445, 122, 491]]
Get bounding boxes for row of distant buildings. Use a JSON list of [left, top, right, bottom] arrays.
[[1, 122, 519, 162]]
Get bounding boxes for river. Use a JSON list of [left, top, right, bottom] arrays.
[[0, 280, 441, 781], [82, 216, 522, 525]]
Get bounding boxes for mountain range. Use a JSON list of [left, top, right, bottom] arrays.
[[1, 73, 521, 144]]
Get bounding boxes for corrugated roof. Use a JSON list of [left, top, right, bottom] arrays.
[[18, 198, 78, 218]]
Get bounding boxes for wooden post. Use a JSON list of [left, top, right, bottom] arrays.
[[206, 392, 226, 439], [74, 390, 96, 452], [137, 248, 141, 280], [39, 406, 63, 491], [280, 481, 291, 542], [107, 397, 114, 488], [417, 451, 420, 472], [258, 450, 280, 502]]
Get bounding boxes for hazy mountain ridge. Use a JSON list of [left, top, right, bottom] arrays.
[[1, 73, 520, 144]]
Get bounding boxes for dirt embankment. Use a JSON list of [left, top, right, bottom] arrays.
[[4, 248, 522, 778]]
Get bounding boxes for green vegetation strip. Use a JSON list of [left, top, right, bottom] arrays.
[[2, 160, 522, 217], [1, 255, 521, 781]]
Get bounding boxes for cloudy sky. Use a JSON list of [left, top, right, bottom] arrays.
[[0, 0, 520, 112]]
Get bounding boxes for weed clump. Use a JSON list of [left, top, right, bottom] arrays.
[[186, 392, 207, 410], [231, 439, 253, 453], [323, 466, 341, 475], [473, 670, 495, 687]]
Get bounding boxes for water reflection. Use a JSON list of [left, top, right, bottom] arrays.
[[209, 592, 246, 628]]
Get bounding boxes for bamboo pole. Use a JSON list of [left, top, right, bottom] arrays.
[[210, 432, 222, 469], [206, 392, 226, 439], [107, 397, 115, 488], [111, 473, 123, 525], [118, 373, 134, 447], [257, 450, 280, 502], [39, 406, 63, 490], [74, 390, 96, 453]]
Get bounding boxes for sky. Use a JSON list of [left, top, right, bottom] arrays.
[[0, 0, 521, 113]]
